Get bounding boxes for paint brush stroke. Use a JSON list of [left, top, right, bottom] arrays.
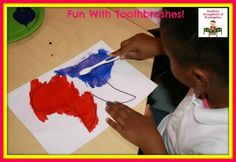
[[55, 49, 114, 88], [29, 75, 98, 132]]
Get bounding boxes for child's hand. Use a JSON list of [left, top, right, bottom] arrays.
[[105, 102, 167, 154], [110, 33, 163, 60]]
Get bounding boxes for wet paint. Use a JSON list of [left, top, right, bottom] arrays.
[[29, 75, 98, 132], [55, 49, 114, 88]]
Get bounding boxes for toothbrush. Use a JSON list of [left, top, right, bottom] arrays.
[[79, 56, 119, 75]]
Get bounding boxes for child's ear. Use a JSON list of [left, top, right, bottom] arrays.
[[192, 67, 209, 89]]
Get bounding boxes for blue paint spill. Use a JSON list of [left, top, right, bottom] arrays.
[[55, 49, 114, 88]]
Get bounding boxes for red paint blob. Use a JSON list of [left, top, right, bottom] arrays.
[[29, 75, 98, 132]]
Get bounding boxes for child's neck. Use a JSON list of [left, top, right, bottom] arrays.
[[206, 85, 229, 109]]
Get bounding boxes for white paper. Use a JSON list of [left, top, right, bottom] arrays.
[[8, 40, 157, 154]]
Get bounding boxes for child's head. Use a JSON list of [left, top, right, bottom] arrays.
[[210, 20, 216, 26], [160, 8, 228, 97]]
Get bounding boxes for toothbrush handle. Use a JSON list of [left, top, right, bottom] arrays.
[[79, 56, 119, 75], [93, 56, 119, 68]]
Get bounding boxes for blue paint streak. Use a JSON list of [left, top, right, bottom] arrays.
[[55, 49, 114, 88]]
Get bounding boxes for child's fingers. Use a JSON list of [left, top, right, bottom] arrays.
[[110, 37, 132, 57], [106, 104, 127, 126], [145, 104, 153, 118], [120, 38, 133, 48], [107, 101, 134, 114], [110, 44, 136, 59], [106, 118, 123, 133], [106, 102, 132, 124], [110, 48, 122, 56], [110, 49, 127, 59]]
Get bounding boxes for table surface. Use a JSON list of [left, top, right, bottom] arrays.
[[7, 8, 157, 154], [110, 8, 160, 30]]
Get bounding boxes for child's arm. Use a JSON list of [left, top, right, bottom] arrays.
[[105, 102, 167, 154], [110, 33, 164, 60]]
